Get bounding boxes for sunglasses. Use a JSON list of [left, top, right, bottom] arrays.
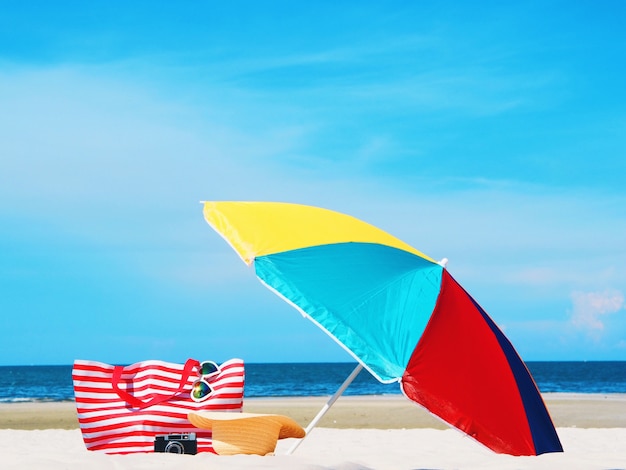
[[190, 361, 221, 403]]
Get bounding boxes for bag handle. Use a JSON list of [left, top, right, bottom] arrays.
[[112, 359, 200, 409]]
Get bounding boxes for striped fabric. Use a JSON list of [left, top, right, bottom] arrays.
[[72, 358, 245, 454]]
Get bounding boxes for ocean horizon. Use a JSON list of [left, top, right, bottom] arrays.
[[1, 361, 625, 403]]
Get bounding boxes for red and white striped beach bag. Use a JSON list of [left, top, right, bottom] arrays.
[[72, 358, 245, 454]]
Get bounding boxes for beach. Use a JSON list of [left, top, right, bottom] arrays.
[[1, 394, 625, 469]]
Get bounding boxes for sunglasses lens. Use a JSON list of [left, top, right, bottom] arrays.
[[200, 362, 219, 377], [191, 381, 212, 401]]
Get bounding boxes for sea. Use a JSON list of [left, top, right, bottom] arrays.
[[0, 362, 625, 403]]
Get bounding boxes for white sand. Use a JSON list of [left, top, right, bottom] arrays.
[[2, 395, 626, 469], [2, 427, 626, 470]]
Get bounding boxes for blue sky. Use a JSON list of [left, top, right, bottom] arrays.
[[1, 1, 625, 366]]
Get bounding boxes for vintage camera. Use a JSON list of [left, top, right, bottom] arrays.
[[154, 433, 198, 454]]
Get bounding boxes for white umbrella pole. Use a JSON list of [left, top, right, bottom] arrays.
[[286, 362, 363, 455]]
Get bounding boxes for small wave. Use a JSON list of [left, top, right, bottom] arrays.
[[0, 397, 74, 404]]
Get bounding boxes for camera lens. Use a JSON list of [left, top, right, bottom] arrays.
[[164, 441, 185, 454]]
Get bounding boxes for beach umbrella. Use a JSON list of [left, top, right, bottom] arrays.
[[201, 201, 563, 456]]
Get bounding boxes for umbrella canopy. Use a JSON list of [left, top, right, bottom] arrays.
[[202, 201, 563, 456]]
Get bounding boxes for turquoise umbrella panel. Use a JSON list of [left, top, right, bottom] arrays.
[[254, 242, 444, 382]]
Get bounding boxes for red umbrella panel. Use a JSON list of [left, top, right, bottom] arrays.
[[402, 270, 562, 455]]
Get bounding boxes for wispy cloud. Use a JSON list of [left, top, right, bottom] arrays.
[[569, 289, 624, 339]]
